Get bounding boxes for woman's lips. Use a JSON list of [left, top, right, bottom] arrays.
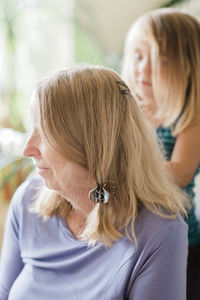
[[140, 81, 152, 86], [36, 166, 50, 174]]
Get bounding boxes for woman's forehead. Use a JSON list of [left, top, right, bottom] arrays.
[[29, 95, 40, 122], [129, 31, 152, 53], [129, 21, 154, 44]]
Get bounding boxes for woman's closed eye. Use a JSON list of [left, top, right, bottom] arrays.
[[133, 52, 143, 61]]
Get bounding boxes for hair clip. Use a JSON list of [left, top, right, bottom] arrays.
[[116, 80, 132, 96], [89, 184, 110, 203]]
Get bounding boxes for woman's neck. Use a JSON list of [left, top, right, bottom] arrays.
[[141, 103, 162, 129], [64, 194, 95, 239], [66, 210, 88, 239], [58, 183, 96, 239]]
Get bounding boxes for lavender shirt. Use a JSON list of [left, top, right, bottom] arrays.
[[0, 177, 188, 300]]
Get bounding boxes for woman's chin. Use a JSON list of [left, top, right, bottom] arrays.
[[41, 177, 59, 191], [136, 88, 155, 102], [139, 95, 155, 106]]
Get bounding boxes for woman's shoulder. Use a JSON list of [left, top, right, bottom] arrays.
[[10, 175, 44, 211], [135, 208, 188, 248]]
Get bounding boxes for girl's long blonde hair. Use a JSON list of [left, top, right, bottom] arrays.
[[122, 8, 200, 136], [32, 64, 188, 246]]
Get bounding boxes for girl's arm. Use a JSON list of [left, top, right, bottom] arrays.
[[166, 120, 200, 187]]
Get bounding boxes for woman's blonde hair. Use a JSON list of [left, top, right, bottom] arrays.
[[122, 8, 200, 136], [32, 64, 188, 246]]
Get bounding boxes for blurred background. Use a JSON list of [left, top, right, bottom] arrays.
[[0, 0, 200, 248]]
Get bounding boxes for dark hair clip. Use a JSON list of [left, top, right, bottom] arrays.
[[89, 184, 109, 203], [117, 80, 132, 96]]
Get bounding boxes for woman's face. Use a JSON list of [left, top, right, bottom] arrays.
[[23, 96, 95, 205], [130, 24, 155, 106]]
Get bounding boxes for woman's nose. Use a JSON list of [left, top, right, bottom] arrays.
[[139, 57, 151, 76], [23, 134, 41, 158]]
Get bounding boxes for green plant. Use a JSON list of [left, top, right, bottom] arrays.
[[0, 0, 25, 131], [162, 0, 187, 7]]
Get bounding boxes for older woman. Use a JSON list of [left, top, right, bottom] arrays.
[[0, 64, 188, 299]]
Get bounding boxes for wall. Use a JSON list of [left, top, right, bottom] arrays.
[[75, 0, 167, 56]]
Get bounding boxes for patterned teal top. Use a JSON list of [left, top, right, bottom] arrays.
[[156, 126, 200, 246]]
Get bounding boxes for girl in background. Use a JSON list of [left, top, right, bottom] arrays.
[[122, 8, 200, 300]]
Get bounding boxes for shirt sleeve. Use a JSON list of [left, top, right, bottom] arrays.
[[128, 219, 188, 300], [0, 181, 29, 300]]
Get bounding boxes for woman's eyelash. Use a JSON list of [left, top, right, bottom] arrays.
[[133, 52, 143, 60]]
